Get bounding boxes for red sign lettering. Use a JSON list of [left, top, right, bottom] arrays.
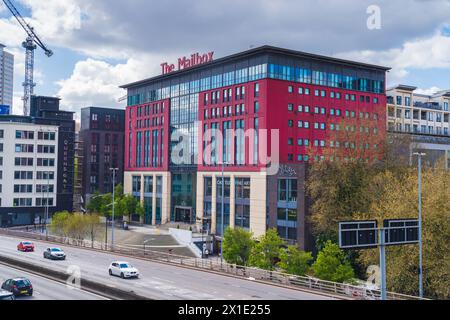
[[161, 52, 214, 75]]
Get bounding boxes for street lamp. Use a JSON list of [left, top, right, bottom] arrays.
[[89, 193, 109, 250], [220, 159, 229, 263], [45, 171, 51, 240], [413, 152, 426, 299], [110, 168, 119, 251]]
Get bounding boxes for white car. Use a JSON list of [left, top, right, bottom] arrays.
[[108, 261, 139, 279]]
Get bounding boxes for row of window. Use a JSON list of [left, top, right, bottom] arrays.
[[14, 158, 56, 167], [393, 95, 450, 111], [288, 104, 380, 119], [287, 154, 376, 163], [15, 131, 56, 141], [12, 184, 55, 194], [288, 85, 380, 103], [389, 107, 450, 123], [14, 144, 56, 154], [132, 176, 163, 194], [204, 177, 251, 231], [204, 86, 247, 105], [128, 62, 384, 106], [12, 198, 54, 207], [204, 104, 249, 119], [134, 116, 165, 129], [12, 171, 55, 180], [389, 123, 450, 136], [133, 102, 166, 118]]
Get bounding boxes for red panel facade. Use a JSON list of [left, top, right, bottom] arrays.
[[125, 98, 170, 172]]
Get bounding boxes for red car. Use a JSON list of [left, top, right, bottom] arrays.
[[17, 241, 35, 252]]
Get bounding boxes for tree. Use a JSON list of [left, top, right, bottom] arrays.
[[100, 193, 113, 218], [277, 246, 313, 276], [50, 211, 70, 238], [249, 229, 283, 270], [222, 227, 254, 265], [85, 213, 103, 248], [118, 194, 144, 221], [307, 160, 376, 237], [357, 163, 450, 299], [312, 241, 355, 283], [87, 191, 103, 214]]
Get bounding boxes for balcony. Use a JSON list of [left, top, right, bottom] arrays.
[[414, 101, 443, 111]]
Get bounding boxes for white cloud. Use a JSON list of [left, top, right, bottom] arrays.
[[414, 87, 443, 96], [55, 53, 168, 113], [3, 0, 450, 117], [335, 32, 450, 84]]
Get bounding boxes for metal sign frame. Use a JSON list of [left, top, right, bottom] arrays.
[[339, 220, 378, 249], [383, 219, 419, 246]]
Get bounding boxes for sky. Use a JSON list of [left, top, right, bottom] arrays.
[[1, 0, 450, 119]]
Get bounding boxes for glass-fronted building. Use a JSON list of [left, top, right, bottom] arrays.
[[121, 45, 389, 251]]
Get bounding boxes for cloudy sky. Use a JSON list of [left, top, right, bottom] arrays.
[[1, 0, 450, 118]]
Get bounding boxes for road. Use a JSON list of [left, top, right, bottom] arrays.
[[0, 235, 335, 300], [0, 264, 107, 300]]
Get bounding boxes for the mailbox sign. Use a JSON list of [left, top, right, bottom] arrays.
[[161, 52, 214, 75]]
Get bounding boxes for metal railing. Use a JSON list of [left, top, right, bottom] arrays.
[[0, 227, 428, 300]]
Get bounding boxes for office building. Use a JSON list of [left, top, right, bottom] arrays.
[[0, 117, 58, 226], [121, 45, 389, 250], [0, 44, 14, 112], [387, 85, 450, 168], [80, 107, 125, 203]]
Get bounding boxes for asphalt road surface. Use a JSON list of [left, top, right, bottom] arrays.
[[0, 235, 336, 300], [0, 264, 107, 300]]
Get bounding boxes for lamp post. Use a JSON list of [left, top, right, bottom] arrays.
[[45, 172, 50, 240], [110, 168, 119, 251], [220, 159, 228, 263], [413, 152, 426, 298]]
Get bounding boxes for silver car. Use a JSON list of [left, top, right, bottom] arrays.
[[43, 247, 66, 260]]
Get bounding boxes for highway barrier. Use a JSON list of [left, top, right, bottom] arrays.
[[0, 228, 427, 300]]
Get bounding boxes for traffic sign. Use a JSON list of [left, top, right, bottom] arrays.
[[339, 220, 378, 249], [383, 219, 419, 246]]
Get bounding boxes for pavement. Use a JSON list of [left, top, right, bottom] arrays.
[[29, 224, 197, 257], [0, 234, 336, 300], [0, 264, 107, 300]]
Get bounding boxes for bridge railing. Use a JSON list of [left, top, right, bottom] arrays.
[[0, 228, 427, 300]]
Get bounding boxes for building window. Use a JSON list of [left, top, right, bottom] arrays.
[[253, 83, 260, 97], [235, 178, 250, 229], [278, 179, 298, 202], [254, 101, 259, 113], [132, 176, 141, 194]]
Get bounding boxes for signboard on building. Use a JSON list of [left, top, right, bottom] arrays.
[[161, 52, 214, 75]]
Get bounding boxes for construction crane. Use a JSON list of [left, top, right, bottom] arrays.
[[2, 0, 53, 116]]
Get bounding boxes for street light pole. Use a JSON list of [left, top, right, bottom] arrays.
[[413, 152, 426, 298], [110, 168, 118, 251], [220, 159, 225, 263], [45, 173, 50, 240]]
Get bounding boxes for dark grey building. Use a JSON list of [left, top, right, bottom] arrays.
[[80, 107, 125, 203], [30, 95, 76, 214]]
